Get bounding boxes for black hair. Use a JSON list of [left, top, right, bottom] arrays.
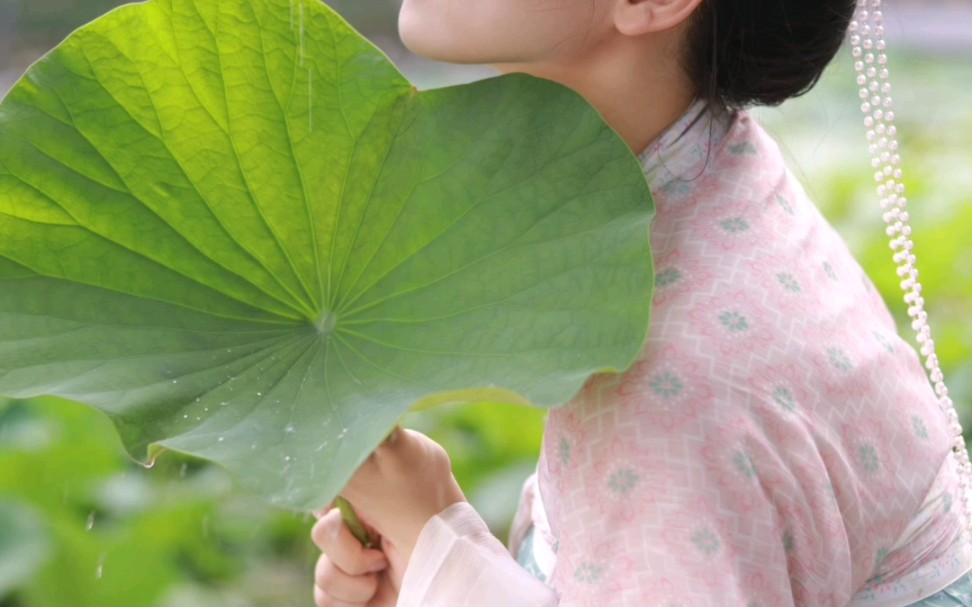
[[684, 0, 857, 109]]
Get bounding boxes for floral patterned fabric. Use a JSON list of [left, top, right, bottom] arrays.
[[397, 100, 972, 607], [913, 573, 972, 606]]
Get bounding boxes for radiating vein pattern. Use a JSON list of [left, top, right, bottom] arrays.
[[0, 0, 655, 511]]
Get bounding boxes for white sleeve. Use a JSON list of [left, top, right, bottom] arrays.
[[397, 502, 558, 607]]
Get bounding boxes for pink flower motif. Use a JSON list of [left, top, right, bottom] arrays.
[[590, 437, 663, 525], [686, 288, 776, 360], [747, 361, 815, 415], [744, 363, 828, 489], [552, 538, 635, 607], [840, 419, 899, 502], [699, 215, 763, 253], [803, 343, 873, 402], [750, 259, 808, 315], [616, 344, 712, 434], [649, 248, 715, 310], [545, 406, 590, 470], [686, 183, 768, 254], [659, 497, 741, 590], [698, 427, 781, 514], [714, 133, 764, 171], [542, 402, 595, 501]]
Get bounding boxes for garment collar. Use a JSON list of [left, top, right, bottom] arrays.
[[635, 99, 733, 192]]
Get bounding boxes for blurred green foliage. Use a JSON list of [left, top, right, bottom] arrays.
[[0, 395, 543, 606], [1, 1, 970, 605], [0, 397, 319, 607]]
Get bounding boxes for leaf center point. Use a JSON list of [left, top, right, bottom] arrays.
[[316, 311, 339, 336]]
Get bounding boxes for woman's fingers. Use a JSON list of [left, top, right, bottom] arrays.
[[313, 582, 376, 607], [313, 584, 328, 607], [314, 553, 380, 604], [314, 583, 352, 607], [311, 508, 389, 606], [311, 509, 388, 574]]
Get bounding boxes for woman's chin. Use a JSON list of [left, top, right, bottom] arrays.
[[398, 16, 494, 64], [399, 33, 475, 64]]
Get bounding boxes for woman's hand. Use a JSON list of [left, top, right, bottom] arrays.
[[312, 508, 397, 607], [342, 427, 466, 563], [311, 428, 466, 606]]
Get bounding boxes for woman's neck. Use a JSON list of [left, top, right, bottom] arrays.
[[491, 26, 696, 156]]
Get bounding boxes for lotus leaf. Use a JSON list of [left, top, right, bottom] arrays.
[[0, 0, 654, 509]]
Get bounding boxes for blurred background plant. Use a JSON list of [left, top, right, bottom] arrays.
[[0, 1, 969, 605]]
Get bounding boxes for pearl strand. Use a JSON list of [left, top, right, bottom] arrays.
[[850, 0, 972, 533]]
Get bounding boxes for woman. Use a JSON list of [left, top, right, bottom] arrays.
[[312, 1, 972, 604]]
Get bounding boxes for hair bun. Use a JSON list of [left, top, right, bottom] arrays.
[[685, 0, 857, 108]]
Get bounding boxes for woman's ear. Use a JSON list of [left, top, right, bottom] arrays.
[[613, 0, 705, 37]]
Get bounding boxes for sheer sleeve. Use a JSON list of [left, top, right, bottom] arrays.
[[398, 502, 557, 607]]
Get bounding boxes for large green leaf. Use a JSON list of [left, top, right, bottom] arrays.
[[0, 0, 654, 510]]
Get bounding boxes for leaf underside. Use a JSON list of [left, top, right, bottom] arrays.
[[0, 0, 655, 510]]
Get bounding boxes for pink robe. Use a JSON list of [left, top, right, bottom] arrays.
[[397, 100, 972, 607]]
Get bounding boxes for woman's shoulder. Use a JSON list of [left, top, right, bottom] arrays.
[[641, 104, 942, 440], [649, 106, 888, 324]]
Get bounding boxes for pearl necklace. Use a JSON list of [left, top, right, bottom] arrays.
[[850, 0, 972, 534]]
